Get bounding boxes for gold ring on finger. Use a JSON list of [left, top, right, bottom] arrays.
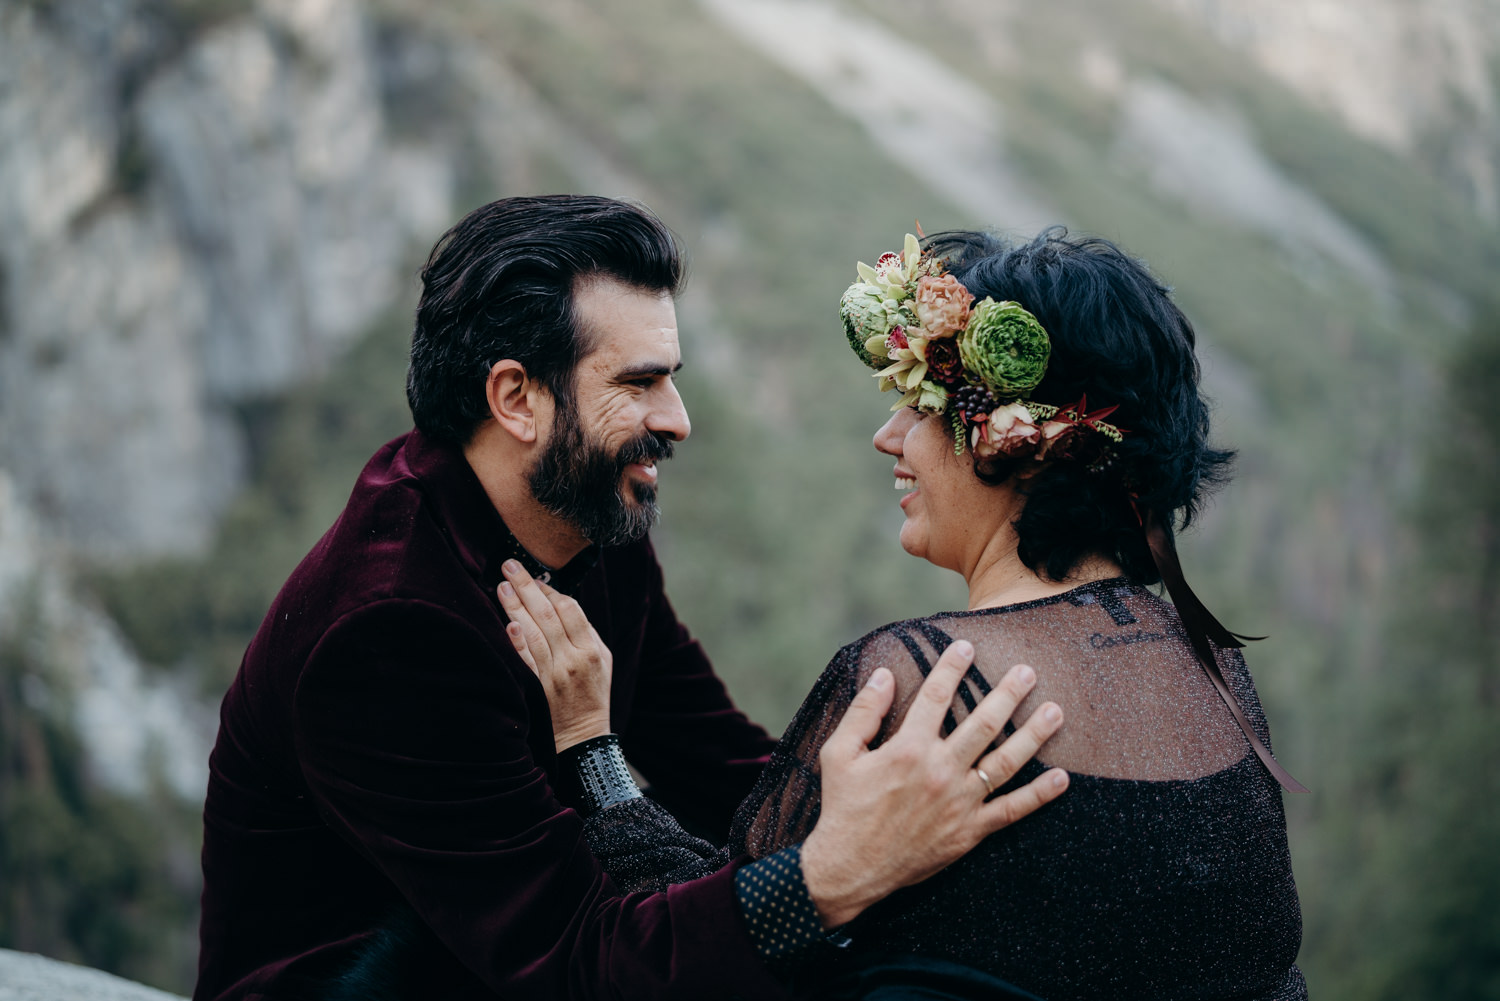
[[976, 767, 994, 796]]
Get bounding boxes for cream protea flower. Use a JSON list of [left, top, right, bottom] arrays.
[[843, 234, 936, 369], [841, 281, 911, 368], [913, 273, 974, 339]]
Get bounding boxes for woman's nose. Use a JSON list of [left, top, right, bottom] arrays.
[[873, 408, 916, 456]]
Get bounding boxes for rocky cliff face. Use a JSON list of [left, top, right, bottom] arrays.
[[1154, 0, 1500, 218], [0, 470, 211, 800], [0, 0, 450, 563], [0, 0, 454, 810], [0, 4, 457, 979]]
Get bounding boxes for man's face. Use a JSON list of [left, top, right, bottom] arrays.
[[528, 277, 691, 547]]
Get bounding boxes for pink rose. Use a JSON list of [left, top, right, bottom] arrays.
[[913, 274, 975, 339], [1036, 417, 1076, 458], [971, 402, 1041, 459]]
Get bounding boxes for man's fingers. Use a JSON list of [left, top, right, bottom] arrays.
[[497, 580, 553, 662], [505, 622, 539, 675], [946, 663, 1039, 764], [972, 700, 1064, 786], [823, 668, 895, 761], [537, 580, 596, 649], [899, 640, 974, 737], [977, 767, 1069, 831], [502, 561, 569, 648]]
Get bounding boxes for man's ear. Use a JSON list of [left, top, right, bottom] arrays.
[[484, 360, 548, 444]]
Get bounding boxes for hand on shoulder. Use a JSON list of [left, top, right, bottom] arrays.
[[801, 641, 1069, 928]]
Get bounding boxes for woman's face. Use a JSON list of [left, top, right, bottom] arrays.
[[873, 407, 1017, 574]]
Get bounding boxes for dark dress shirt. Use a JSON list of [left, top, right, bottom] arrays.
[[194, 429, 784, 1001]]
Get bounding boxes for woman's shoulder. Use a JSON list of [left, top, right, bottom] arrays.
[[828, 612, 986, 687], [840, 578, 1166, 662]]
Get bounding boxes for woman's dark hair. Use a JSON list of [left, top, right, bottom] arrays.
[[407, 195, 685, 443], [926, 227, 1233, 585]]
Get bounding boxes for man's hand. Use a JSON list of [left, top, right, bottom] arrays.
[[801, 640, 1067, 928], [498, 560, 613, 752]]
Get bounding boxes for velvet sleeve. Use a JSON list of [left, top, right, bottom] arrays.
[[617, 543, 780, 841], [292, 598, 787, 1001]]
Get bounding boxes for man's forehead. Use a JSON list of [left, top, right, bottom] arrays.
[[574, 276, 681, 369]]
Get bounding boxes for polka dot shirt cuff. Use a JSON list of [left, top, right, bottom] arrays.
[[733, 844, 829, 961]]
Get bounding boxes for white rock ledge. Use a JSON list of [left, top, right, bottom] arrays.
[[0, 950, 186, 1001]]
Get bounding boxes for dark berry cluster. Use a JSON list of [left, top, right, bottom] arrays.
[[950, 384, 999, 421]]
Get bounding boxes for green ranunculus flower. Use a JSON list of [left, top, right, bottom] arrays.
[[958, 298, 1051, 397], [840, 282, 903, 369]]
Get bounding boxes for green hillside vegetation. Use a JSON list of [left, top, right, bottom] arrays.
[[0, 606, 201, 990], [21, 0, 1491, 996]]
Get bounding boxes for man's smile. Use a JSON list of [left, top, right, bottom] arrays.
[[625, 460, 659, 486]]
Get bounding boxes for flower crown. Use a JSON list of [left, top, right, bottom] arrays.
[[840, 233, 1125, 468]]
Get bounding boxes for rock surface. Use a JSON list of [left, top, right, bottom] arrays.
[[0, 470, 212, 798], [0, 950, 186, 1001], [1154, 0, 1500, 218], [0, 0, 451, 562]]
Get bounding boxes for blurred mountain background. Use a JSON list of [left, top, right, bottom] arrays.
[[0, 0, 1496, 995]]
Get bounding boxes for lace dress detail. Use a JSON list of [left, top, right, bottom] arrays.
[[726, 578, 1305, 1001]]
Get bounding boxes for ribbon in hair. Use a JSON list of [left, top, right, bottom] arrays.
[[1137, 503, 1309, 794]]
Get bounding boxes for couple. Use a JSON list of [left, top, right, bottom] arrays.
[[194, 196, 1304, 1000]]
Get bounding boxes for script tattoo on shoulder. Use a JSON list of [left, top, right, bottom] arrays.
[[1088, 629, 1166, 650]]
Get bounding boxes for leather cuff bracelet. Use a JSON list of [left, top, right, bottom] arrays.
[[555, 734, 642, 818]]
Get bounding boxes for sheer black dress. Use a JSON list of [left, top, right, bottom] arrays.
[[589, 578, 1306, 1000]]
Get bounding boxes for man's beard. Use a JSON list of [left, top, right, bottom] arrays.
[[528, 398, 675, 548]]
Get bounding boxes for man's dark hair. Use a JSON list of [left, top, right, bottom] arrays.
[[407, 195, 685, 443], [925, 227, 1234, 585]]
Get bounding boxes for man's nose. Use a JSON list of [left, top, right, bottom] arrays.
[[650, 380, 691, 442]]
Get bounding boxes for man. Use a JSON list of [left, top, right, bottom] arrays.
[[194, 195, 1067, 1001]]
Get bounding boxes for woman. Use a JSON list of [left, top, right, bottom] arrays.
[[512, 228, 1306, 1000]]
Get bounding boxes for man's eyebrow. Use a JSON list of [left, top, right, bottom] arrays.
[[613, 361, 684, 380]]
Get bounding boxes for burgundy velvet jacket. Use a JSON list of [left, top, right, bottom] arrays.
[[195, 429, 784, 1001]]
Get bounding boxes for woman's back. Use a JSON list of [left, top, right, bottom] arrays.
[[731, 578, 1305, 1000]]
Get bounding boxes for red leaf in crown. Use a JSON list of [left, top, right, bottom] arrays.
[[1054, 395, 1121, 429], [1081, 403, 1120, 428]]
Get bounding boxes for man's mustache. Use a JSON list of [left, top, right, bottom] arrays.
[[616, 432, 675, 469]]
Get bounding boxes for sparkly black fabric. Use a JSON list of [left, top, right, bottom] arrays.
[[726, 578, 1306, 1001], [582, 578, 1305, 998], [734, 845, 826, 960], [581, 796, 725, 890], [580, 799, 827, 961]]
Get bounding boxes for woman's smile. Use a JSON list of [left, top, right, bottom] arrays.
[[894, 468, 918, 507]]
